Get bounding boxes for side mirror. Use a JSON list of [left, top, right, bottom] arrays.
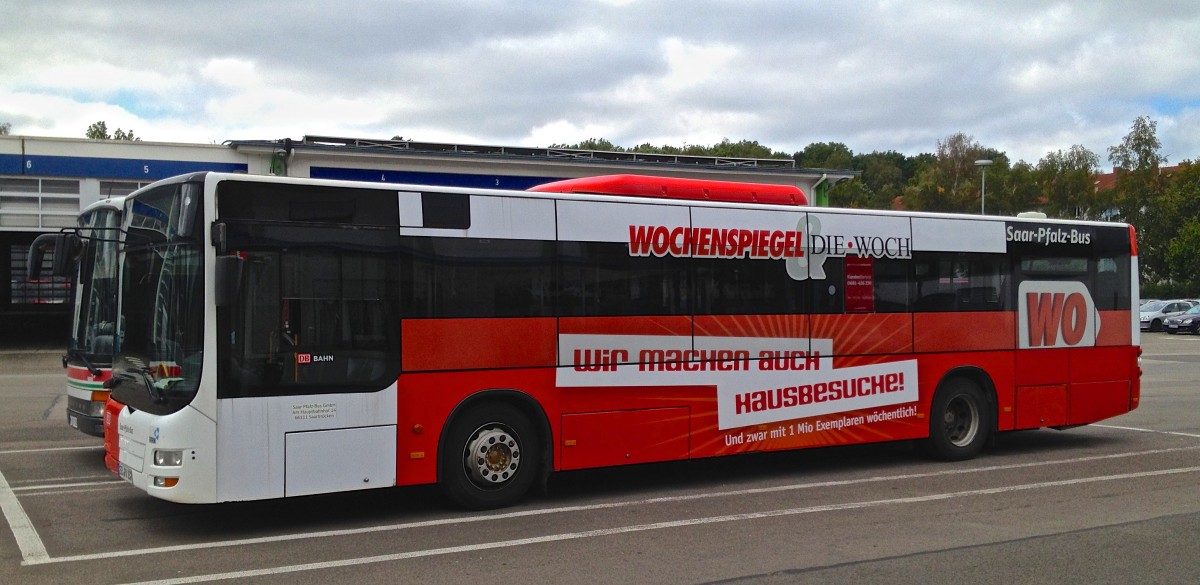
[[27, 233, 80, 280], [214, 254, 244, 307]]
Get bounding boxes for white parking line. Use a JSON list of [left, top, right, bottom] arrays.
[[24, 444, 1200, 567], [0, 467, 49, 565], [0, 445, 104, 455], [13, 480, 123, 492], [114, 466, 1200, 585], [1094, 424, 1200, 439]]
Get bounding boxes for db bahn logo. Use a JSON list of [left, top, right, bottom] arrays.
[[296, 353, 334, 364], [1018, 281, 1098, 349]]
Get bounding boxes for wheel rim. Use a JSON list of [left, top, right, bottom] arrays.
[[942, 395, 980, 447], [464, 424, 522, 488]]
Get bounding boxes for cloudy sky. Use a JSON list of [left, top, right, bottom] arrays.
[[3, 1, 1199, 167]]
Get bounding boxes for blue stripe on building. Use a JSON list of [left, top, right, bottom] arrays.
[[310, 167, 562, 191], [0, 154, 246, 179], [0, 154, 22, 175]]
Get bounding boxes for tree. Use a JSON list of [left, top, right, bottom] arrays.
[[828, 150, 914, 210], [996, 160, 1042, 216], [704, 138, 783, 160], [856, 150, 908, 193], [1167, 218, 1200, 291], [550, 137, 625, 152], [902, 164, 951, 211], [0, 122, 10, 135], [630, 141, 681, 155], [1037, 145, 1100, 219], [795, 142, 853, 169], [1108, 116, 1165, 172], [856, 151, 905, 209], [1108, 116, 1168, 280], [1158, 161, 1200, 287], [965, 153, 1036, 216], [1108, 116, 1166, 229], [901, 133, 991, 213], [86, 121, 109, 139], [86, 121, 139, 141], [937, 133, 987, 206], [828, 179, 874, 209], [549, 137, 790, 160]]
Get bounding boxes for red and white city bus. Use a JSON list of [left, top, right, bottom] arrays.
[[27, 197, 124, 437], [107, 172, 1140, 509]]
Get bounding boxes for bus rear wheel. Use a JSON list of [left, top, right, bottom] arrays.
[[922, 378, 991, 461], [440, 402, 540, 510]]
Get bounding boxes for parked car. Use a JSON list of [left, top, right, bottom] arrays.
[[1140, 300, 1195, 332], [1165, 305, 1200, 334]]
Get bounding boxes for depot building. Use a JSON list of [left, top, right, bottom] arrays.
[[0, 134, 855, 345]]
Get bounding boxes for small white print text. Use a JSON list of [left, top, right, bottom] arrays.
[[292, 402, 337, 420], [723, 405, 918, 446]]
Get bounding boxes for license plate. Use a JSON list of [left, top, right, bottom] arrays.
[[1168, 324, 1178, 329], [118, 463, 134, 483], [68, 415, 78, 429]]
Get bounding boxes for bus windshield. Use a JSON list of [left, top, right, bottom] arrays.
[[71, 205, 122, 362], [111, 182, 205, 416]]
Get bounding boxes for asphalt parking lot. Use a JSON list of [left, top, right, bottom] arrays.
[[2, 333, 1198, 585]]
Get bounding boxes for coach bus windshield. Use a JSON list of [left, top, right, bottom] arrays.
[[110, 182, 205, 415], [71, 206, 122, 362]]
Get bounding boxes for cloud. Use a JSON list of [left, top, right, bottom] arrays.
[[2, 1, 1200, 166]]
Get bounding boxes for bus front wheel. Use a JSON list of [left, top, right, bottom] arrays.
[[440, 402, 540, 510], [922, 378, 991, 461]]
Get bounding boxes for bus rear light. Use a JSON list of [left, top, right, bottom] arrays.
[[153, 477, 179, 488]]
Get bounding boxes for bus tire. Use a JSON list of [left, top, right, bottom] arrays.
[[440, 402, 540, 510], [922, 377, 991, 461]]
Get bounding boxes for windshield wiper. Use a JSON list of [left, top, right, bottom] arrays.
[[112, 368, 166, 404], [64, 347, 101, 376]]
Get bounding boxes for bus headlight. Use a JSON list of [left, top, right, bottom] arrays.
[[85, 395, 108, 417], [154, 449, 184, 467]]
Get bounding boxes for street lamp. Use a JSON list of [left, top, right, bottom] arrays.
[[975, 159, 994, 214]]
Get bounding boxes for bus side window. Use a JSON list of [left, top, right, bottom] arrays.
[[872, 257, 913, 313], [557, 240, 689, 317], [693, 256, 807, 315], [400, 236, 556, 319], [913, 252, 1007, 312], [1093, 256, 1129, 311]]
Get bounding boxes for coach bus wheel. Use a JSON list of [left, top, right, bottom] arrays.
[[923, 378, 991, 461], [440, 402, 540, 510]]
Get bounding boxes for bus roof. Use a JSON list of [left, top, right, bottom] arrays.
[[528, 174, 807, 206], [81, 194, 126, 214]]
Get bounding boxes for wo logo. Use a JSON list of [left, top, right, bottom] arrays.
[[1017, 281, 1099, 349]]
